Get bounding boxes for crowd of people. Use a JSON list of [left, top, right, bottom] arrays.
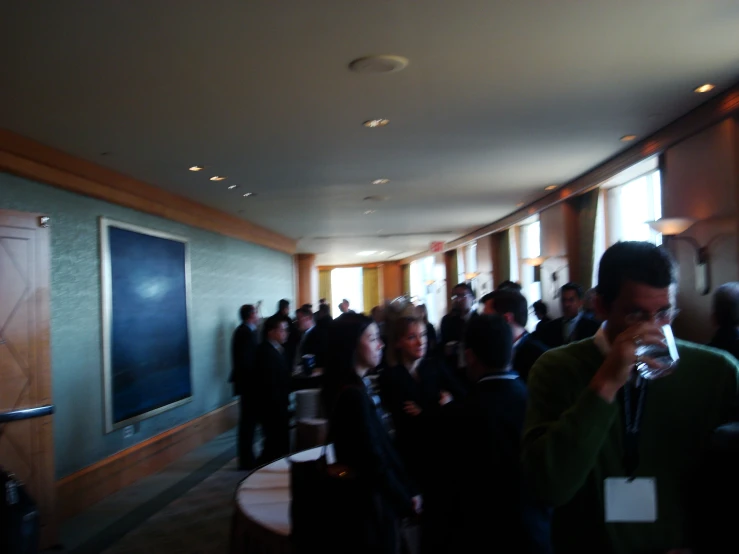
[[230, 240, 739, 554]]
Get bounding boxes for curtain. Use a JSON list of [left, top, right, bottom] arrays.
[[494, 230, 511, 287], [402, 264, 411, 297], [363, 268, 380, 313], [319, 270, 332, 305], [577, 189, 600, 290]]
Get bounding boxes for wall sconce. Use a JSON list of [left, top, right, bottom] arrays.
[[647, 217, 718, 295], [524, 257, 548, 283], [464, 271, 480, 281], [425, 279, 446, 294]]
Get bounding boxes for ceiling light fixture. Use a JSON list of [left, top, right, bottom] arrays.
[[227, 184, 238, 190], [349, 55, 409, 74], [545, 185, 557, 191], [243, 192, 254, 197], [372, 178, 390, 185], [364, 210, 376, 215], [620, 135, 638, 142], [189, 165, 204, 171], [363, 119, 390, 128], [210, 176, 226, 181], [516, 202, 524, 208], [694, 84, 715, 93], [357, 250, 377, 256]]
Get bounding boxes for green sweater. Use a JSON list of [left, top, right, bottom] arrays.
[[522, 338, 739, 554]]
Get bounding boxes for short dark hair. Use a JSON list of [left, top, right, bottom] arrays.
[[497, 280, 522, 292], [532, 300, 548, 316], [465, 314, 513, 370], [239, 304, 255, 322], [453, 282, 475, 298], [264, 315, 286, 334], [713, 282, 739, 328], [297, 306, 313, 318], [488, 289, 528, 327], [560, 282, 584, 299], [596, 242, 678, 306], [278, 299, 290, 311], [317, 304, 331, 318]]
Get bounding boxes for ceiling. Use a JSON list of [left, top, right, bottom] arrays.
[[1, 1, 738, 265]]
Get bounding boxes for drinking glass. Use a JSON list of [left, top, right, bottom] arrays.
[[635, 324, 679, 379]]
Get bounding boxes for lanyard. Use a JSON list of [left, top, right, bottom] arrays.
[[621, 377, 647, 480], [478, 371, 519, 383]]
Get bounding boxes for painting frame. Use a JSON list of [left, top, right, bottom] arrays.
[[99, 217, 193, 433]]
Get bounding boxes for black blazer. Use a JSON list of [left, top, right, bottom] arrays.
[[539, 314, 600, 348], [254, 342, 291, 418], [448, 374, 552, 554], [230, 324, 258, 396], [330, 384, 416, 554], [425, 322, 438, 357], [513, 331, 549, 383], [709, 327, 739, 361], [438, 310, 478, 368]]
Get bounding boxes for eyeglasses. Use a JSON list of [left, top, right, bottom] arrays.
[[624, 308, 680, 326], [451, 294, 471, 300]]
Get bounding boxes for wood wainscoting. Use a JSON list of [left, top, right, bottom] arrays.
[[56, 401, 239, 521]]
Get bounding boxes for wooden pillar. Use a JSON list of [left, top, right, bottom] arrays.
[[444, 250, 459, 305], [382, 262, 403, 301], [295, 254, 318, 308]]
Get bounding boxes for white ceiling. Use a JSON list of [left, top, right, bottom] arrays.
[[1, 1, 738, 265]]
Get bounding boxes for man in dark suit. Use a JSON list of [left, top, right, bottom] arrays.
[[439, 282, 478, 386], [482, 289, 549, 382], [709, 282, 739, 360], [304, 304, 332, 369], [447, 315, 551, 554], [539, 282, 600, 348], [285, 305, 314, 368], [255, 315, 291, 464], [230, 304, 260, 470]]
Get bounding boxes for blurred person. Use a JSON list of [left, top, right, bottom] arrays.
[[522, 241, 739, 553], [498, 280, 523, 291], [338, 298, 352, 315], [415, 304, 438, 355], [583, 287, 601, 324], [305, 303, 332, 369], [447, 315, 551, 554], [708, 282, 739, 360], [286, 305, 315, 368], [538, 282, 599, 347], [230, 304, 260, 470], [322, 313, 421, 554], [482, 289, 549, 382], [532, 300, 551, 334], [439, 282, 478, 386], [255, 316, 291, 464]]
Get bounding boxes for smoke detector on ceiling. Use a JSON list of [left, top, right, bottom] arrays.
[[349, 55, 409, 74]]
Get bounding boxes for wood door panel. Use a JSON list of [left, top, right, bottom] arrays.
[[0, 210, 55, 546]]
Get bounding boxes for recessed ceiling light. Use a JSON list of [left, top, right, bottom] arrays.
[[694, 84, 715, 93], [545, 185, 557, 191], [516, 202, 524, 208], [243, 192, 254, 197], [372, 178, 390, 185], [620, 135, 637, 142], [349, 55, 409, 74], [210, 176, 226, 181], [364, 210, 376, 215], [363, 119, 390, 128], [189, 166, 204, 171], [227, 184, 239, 190], [357, 250, 377, 256]]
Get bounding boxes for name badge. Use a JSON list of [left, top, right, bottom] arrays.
[[604, 477, 657, 523]]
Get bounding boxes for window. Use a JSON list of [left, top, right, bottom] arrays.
[[330, 267, 363, 317], [605, 169, 662, 245], [410, 256, 445, 326], [517, 218, 542, 328]]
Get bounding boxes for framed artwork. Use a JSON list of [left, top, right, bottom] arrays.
[[100, 218, 193, 433]]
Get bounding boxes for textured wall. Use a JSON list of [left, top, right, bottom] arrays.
[[0, 172, 294, 478]]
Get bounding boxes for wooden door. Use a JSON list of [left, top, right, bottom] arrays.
[[0, 209, 56, 546]]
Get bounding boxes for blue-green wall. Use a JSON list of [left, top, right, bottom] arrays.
[[0, 172, 294, 478]]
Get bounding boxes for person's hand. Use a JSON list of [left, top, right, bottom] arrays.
[[403, 401, 422, 417], [589, 322, 666, 403], [411, 495, 423, 515], [439, 390, 453, 406]]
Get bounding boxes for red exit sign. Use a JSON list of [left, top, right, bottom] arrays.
[[430, 241, 445, 253]]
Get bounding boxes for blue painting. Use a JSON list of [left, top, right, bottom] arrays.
[[100, 219, 192, 432]]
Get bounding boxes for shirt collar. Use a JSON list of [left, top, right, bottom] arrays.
[[513, 330, 528, 349], [247, 322, 257, 331], [269, 340, 283, 352]]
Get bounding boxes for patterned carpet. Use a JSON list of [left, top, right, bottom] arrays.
[[101, 458, 246, 554]]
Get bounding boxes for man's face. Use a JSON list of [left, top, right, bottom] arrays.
[[248, 311, 259, 326], [482, 299, 496, 316], [270, 321, 289, 345], [452, 287, 473, 313], [561, 290, 582, 320], [598, 281, 676, 339], [280, 305, 290, 317]]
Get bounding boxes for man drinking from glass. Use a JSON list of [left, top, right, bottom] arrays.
[[522, 241, 739, 554]]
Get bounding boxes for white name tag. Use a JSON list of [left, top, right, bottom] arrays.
[[604, 477, 657, 523]]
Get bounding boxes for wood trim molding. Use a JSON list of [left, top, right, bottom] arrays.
[[399, 82, 739, 265], [0, 130, 296, 254], [56, 401, 238, 522], [317, 262, 385, 270]]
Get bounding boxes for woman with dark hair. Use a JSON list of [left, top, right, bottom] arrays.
[[322, 313, 421, 554], [414, 304, 438, 356]]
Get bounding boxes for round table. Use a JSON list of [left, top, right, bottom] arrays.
[[230, 446, 332, 554]]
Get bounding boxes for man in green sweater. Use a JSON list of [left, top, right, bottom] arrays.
[[522, 241, 739, 554]]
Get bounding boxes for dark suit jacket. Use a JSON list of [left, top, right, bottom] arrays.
[[304, 317, 332, 368], [513, 331, 549, 383], [539, 314, 600, 348], [448, 374, 552, 554], [230, 323, 258, 396], [254, 342, 291, 420], [330, 384, 416, 553], [709, 327, 739, 361], [439, 310, 478, 368], [425, 322, 438, 357]]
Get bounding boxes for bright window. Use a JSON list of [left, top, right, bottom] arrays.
[[330, 267, 363, 317], [606, 170, 662, 245], [410, 256, 445, 326], [517, 218, 542, 328]]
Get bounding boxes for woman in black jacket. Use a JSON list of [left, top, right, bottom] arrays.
[[322, 313, 420, 554]]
